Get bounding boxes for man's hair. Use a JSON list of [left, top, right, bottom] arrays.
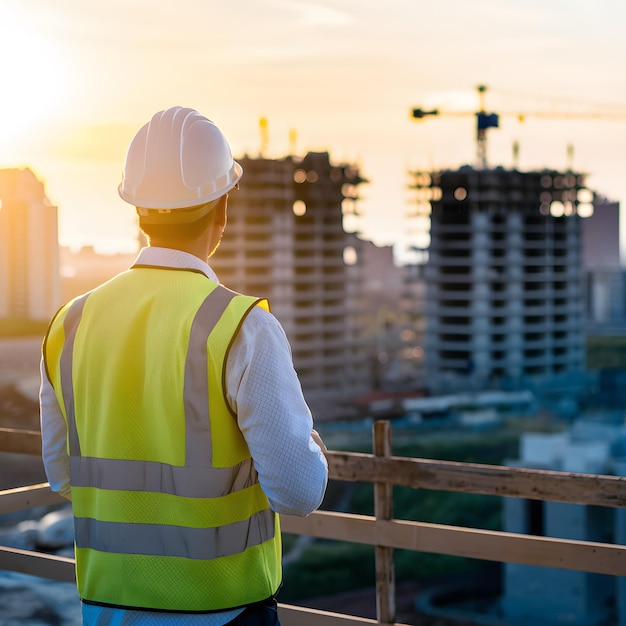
[[139, 210, 215, 243], [138, 196, 226, 243]]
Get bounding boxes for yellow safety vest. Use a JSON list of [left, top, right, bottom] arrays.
[[43, 265, 282, 612]]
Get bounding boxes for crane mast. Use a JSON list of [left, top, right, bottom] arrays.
[[475, 85, 499, 169], [411, 85, 499, 169]]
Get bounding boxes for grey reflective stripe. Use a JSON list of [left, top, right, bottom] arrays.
[[60, 294, 91, 458], [74, 508, 275, 559], [184, 285, 237, 465], [70, 455, 255, 498]]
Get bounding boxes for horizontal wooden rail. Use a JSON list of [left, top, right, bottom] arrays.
[[0, 483, 66, 515], [5, 428, 626, 509], [278, 604, 410, 626], [0, 545, 75, 582], [282, 511, 626, 576], [327, 451, 626, 508], [0, 427, 41, 456]]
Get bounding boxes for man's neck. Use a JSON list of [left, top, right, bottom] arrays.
[[148, 238, 209, 262]]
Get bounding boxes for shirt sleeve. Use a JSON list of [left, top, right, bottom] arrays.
[[225, 306, 328, 516], [39, 357, 72, 500]]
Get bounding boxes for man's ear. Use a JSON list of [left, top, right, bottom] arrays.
[[215, 195, 228, 228]]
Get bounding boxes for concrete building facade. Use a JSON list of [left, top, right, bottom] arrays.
[[502, 418, 626, 626], [413, 166, 588, 393], [209, 151, 370, 420], [0, 168, 60, 321]]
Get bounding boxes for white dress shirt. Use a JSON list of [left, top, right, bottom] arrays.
[[40, 247, 328, 626]]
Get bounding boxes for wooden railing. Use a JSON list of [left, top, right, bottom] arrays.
[[1, 422, 626, 625]]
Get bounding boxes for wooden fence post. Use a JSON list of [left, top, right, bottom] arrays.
[[373, 420, 396, 624]]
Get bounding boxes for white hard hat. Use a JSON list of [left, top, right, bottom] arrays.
[[118, 106, 243, 216]]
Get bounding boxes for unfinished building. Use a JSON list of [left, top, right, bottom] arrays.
[[209, 151, 370, 420], [412, 166, 589, 393]]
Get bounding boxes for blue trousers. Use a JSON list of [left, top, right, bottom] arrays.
[[227, 598, 280, 625]]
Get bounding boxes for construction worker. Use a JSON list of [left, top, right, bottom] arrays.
[[39, 106, 329, 625]]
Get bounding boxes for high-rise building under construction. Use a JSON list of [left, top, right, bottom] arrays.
[[210, 151, 369, 420], [413, 165, 590, 393]]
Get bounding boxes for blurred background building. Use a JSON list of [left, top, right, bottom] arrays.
[[0, 168, 60, 321], [582, 196, 626, 334]]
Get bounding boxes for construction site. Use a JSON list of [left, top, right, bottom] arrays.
[[2, 85, 626, 625]]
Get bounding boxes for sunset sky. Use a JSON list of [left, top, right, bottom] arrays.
[[2, 0, 626, 260]]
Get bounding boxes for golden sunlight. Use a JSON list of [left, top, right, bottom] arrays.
[[0, 6, 68, 157]]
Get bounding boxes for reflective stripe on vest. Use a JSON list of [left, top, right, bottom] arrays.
[[58, 283, 274, 557], [74, 508, 274, 560]]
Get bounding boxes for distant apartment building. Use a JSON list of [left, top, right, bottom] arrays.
[[581, 196, 621, 270], [0, 168, 60, 321], [352, 238, 426, 391], [358, 238, 405, 313], [502, 417, 626, 626], [209, 151, 370, 420], [413, 166, 588, 393], [581, 197, 626, 333]]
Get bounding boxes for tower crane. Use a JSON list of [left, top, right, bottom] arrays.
[[410, 85, 626, 169]]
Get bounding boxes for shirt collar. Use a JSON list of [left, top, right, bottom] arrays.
[[132, 247, 219, 283]]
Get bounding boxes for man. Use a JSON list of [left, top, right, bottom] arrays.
[[40, 106, 328, 625]]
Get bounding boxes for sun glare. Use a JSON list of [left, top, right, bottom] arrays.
[[0, 7, 68, 156]]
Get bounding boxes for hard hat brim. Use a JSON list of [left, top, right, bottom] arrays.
[[119, 160, 243, 210], [136, 197, 222, 225]]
